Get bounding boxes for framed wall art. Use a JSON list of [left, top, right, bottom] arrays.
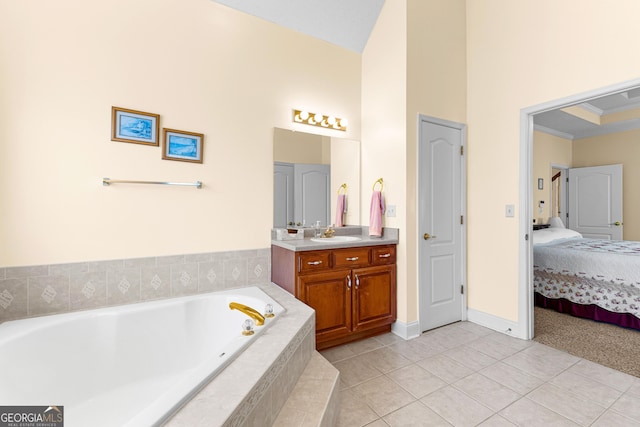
[[111, 106, 160, 146], [162, 128, 204, 163]]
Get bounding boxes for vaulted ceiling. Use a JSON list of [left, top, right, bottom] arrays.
[[211, 0, 385, 53]]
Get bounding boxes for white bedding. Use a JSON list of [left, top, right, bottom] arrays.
[[533, 235, 640, 318]]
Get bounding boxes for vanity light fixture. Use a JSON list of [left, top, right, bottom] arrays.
[[293, 109, 347, 131]]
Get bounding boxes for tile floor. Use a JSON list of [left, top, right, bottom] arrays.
[[320, 322, 640, 426]]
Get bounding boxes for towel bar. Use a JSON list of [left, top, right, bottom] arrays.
[[102, 178, 202, 189]]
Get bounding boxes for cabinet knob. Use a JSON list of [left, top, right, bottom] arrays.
[[355, 274, 360, 288], [307, 260, 323, 265], [346, 257, 359, 261], [378, 253, 391, 258], [347, 275, 352, 289]]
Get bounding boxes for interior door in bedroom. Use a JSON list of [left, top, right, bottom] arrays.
[[568, 164, 623, 240], [418, 116, 466, 332]]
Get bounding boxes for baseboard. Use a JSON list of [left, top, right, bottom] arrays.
[[391, 320, 421, 340], [467, 308, 527, 340]]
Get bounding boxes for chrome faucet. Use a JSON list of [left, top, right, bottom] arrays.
[[229, 302, 265, 326]]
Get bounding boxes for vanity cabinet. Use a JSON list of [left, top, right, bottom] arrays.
[[272, 244, 396, 350]]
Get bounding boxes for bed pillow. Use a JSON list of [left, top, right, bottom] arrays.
[[533, 227, 582, 245], [549, 217, 565, 228]]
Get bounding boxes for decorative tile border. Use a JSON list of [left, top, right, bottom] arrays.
[[0, 248, 271, 323]]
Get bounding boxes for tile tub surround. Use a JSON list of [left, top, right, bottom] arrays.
[[165, 283, 319, 426], [0, 248, 270, 323]]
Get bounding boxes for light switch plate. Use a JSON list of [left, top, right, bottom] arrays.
[[505, 204, 515, 217], [386, 205, 396, 217]]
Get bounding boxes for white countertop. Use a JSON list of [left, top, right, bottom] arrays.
[[271, 226, 398, 252]]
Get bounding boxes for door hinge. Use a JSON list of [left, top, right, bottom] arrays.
[[460, 285, 464, 294], [460, 146, 464, 155], [460, 215, 464, 225]]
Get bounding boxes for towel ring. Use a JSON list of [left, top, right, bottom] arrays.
[[372, 178, 384, 191], [337, 183, 347, 195]]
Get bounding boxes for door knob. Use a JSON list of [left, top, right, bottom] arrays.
[[423, 233, 437, 240], [613, 221, 622, 226]]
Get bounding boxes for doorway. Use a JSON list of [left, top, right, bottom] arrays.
[[520, 78, 640, 339], [418, 115, 467, 332]]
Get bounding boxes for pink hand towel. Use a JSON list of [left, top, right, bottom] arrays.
[[335, 194, 346, 227], [369, 190, 385, 237]]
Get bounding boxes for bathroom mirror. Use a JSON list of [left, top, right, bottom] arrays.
[[273, 127, 360, 228]]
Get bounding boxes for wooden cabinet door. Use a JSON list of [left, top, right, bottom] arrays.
[[352, 265, 396, 332], [298, 270, 352, 344]]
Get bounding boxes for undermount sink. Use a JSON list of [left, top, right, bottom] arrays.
[[310, 236, 362, 243]]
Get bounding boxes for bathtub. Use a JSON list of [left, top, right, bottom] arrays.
[[0, 286, 285, 427]]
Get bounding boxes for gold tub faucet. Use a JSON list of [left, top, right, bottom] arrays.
[[229, 302, 265, 326]]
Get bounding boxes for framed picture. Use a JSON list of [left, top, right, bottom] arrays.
[[162, 128, 204, 163], [111, 107, 160, 146]]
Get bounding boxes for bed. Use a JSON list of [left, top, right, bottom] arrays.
[[533, 223, 640, 330]]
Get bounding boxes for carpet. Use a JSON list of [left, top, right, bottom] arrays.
[[533, 306, 640, 378]]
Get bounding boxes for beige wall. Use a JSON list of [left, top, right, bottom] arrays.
[[0, 0, 361, 266], [532, 131, 572, 221], [573, 129, 640, 240], [361, 0, 467, 326], [361, 1, 408, 320], [467, 0, 640, 322], [406, 0, 467, 323]]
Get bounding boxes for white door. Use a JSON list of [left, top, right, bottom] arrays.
[[294, 164, 330, 227], [419, 117, 465, 332], [568, 164, 623, 240], [274, 162, 294, 228]]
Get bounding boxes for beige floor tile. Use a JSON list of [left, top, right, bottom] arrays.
[[454, 321, 494, 337], [520, 342, 581, 367], [502, 350, 569, 381], [364, 420, 390, 427], [375, 332, 406, 346], [421, 385, 493, 427], [389, 338, 447, 362], [628, 379, 640, 398], [417, 353, 474, 384], [351, 375, 416, 417], [444, 345, 498, 371], [345, 336, 385, 355], [592, 410, 640, 427], [465, 335, 522, 360], [334, 355, 382, 387], [527, 383, 606, 426], [500, 398, 580, 427], [383, 401, 451, 426], [480, 362, 544, 395], [321, 345, 357, 363], [611, 393, 640, 422], [453, 373, 521, 412], [359, 346, 412, 373], [549, 370, 623, 408], [484, 331, 534, 352], [477, 414, 517, 427], [567, 359, 637, 392], [386, 363, 447, 399], [337, 387, 380, 427]]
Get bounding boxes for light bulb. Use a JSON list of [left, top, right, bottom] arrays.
[[314, 113, 323, 123], [299, 111, 309, 121], [339, 118, 348, 128], [327, 116, 336, 125]]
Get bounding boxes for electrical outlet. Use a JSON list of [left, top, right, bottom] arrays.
[[386, 205, 396, 217]]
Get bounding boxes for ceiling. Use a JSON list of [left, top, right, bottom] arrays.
[[534, 88, 640, 140], [211, 1, 640, 140], [211, 0, 385, 53]]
